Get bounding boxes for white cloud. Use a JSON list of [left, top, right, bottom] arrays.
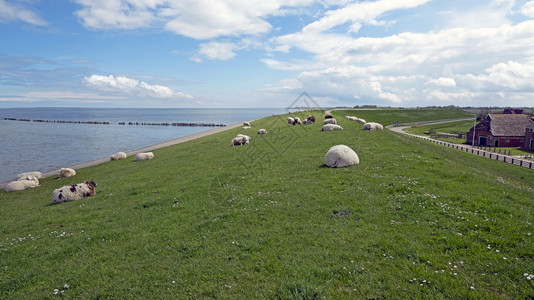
[[73, 0, 314, 39], [83, 74, 192, 99], [521, 1, 534, 18], [191, 41, 237, 62], [73, 0, 165, 29], [0, 0, 47, 26], [426, 77, 456, 87], [302, 0, 430, 34]]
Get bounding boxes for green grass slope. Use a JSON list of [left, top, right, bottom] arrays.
[[1, 109, 533, 299]]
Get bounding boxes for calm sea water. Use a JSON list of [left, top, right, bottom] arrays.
[[0, 107, 285, 183]]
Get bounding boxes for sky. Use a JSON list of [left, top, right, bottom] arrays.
[[1, 0, 534, 108]]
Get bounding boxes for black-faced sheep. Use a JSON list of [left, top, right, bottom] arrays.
[[110, 152, 127, 160], [322, 124, 343, 131], [293, 117, 302, 125], [306, 115, 316, 124], [52, 181, 97, 203], [135, 152, 154, 161], [58, 168, 76, 178], [363, 122, 384, 131], [4, 175, 40, 192], [325, 114, 334, 119], [324, 118, 337, 125], [324, 145, 360, 168], [257, 129, 267, 134], [243, 121, 251, 127], [287, 117, 294, 124]]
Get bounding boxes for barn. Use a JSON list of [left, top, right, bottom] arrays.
[[525, 123, 534, 151], [466, 114, 533, 147]]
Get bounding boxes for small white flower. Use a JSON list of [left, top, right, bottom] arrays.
[[470, 286, 475, 290]]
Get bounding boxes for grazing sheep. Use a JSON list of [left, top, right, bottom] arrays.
[[135, 152, 154, 161], [363, 122, 384, 131], [293, 117, 302, 125], [322, 124, 343, 131], [325, 114, 334, 119], [243, 121, 251, 127], [110, 151, 127, 160], [236, 134, 251, 141], [16, 171, 42, 180], [257, 129, 267, 134], [324, 118, 337, 125], [231, 136, 249, 146], [58, 168, 76, 178], [52, 181, 97, 203], [324, 145, 360, 168], [5, 175, 39, 192], [307, 115, 316, 124], [287, 117, 294, 125]]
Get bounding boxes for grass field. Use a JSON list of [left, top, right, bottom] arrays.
[[1, 109, 533, 299]]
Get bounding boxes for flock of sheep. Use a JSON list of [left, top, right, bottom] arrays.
[[231, 112, 383, 168], [4, 111, 383, 201], [4, 149, 155, 204]]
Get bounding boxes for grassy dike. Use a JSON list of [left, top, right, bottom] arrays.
[[1, 109, 533, 299]]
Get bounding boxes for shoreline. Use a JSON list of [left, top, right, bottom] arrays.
[[0, 122, 243, 189]]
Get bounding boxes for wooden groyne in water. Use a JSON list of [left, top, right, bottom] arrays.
[[2, 118, 226, 127]]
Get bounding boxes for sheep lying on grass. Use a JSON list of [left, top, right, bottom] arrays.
[[307, 115, 316, 124], [5, 175, 39, 192], [293, 117, 302, 125], [110, 152, 127, 160], [243, 121, 251, 127], [52, 181, 97, 203], [287, 117, 294, 124], [322, 124, 343, 131], [324, 118, 337, 125], [257, 129, 267, 134], [363, 122, 384, 131], [346, 116, 367, 124], [324, 145, 360, 168], [58, 168, 76, 178], [231, 134, 251, 146], [16, 171, 42, 180], [135, 152, 154, 161]]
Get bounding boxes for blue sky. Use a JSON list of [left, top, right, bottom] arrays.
[[1, 0, 534, 108]]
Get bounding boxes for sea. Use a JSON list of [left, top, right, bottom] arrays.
[[0, 107, 286, 183]]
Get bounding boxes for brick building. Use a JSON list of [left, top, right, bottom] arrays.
[[466, 114, 533, 147]]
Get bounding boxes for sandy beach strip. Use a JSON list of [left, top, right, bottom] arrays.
[[0, 122, 244, 189]]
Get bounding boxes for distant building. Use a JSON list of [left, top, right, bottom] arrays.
[[466, 113, 533, 147], [526, 123, 534, 151], [503, 108, 524, 114]]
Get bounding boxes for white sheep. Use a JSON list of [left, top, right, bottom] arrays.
[[231, 136, 249, 146], [257, 129, 267, 134], [355, 118, 366, 124], [363, 122, 384, 131], [243, 121, 251, 127], [293, 117, 302, 125], [52, 180, 97, 203], [16, 171, 42, 180], [324, 118, 337, 125], [322, 124, 343, 131], [287, 117, 294, 124], [110, 152, 127, 160], [345, 116, 357, 121], [324, 145, 360, 168], [58, 168, 76, 178], [5, 175, 40, 192], [135, 152, 154, 161]]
